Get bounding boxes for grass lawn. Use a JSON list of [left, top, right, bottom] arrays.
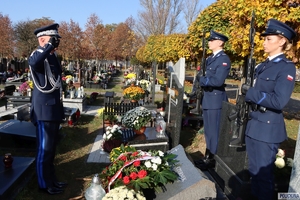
[[0, 70, 299, 199]]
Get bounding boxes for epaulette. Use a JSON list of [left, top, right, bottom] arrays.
[[273, 57, 293, 63]]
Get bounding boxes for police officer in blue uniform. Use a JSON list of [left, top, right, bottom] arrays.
[[242, 19, 296, 200], [194, 30, 231, 170], [28, 23, 67, 195]]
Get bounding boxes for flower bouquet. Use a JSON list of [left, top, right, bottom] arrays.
[[102, 186, 146, 200], [123, 86, 145, 101], [274, 148, 293, 180], [99, 144, 179, 193], [139, 79, 151, 91], [19, 80, 33, 94], [102, 125, 124, 153], [121, 106, 151, 130]]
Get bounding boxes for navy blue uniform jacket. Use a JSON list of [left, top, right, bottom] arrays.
[[28, 44, 65, 124], [245, 54, 295, 143], [199, 51, 231, 109]]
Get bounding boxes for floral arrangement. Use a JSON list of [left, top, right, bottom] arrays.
[[139, 79, 151, 91], [99, 144, 179, 193], [62, 75, 73, 84], [92, 75, 101, 83], [19, 80, 33, 93], [121, 106, 151, 130], [274, 148, 293, 180], [124, 73, 136, 79], [102, 186, 146, 200], [102, 125, 124, 153], [103, 125, 123, 141], [123, 86, 145, 101]]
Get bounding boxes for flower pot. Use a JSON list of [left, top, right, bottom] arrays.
[[133, 126, 146, 135], [104, 120, 113, 127], [131, 99, 137, 103]]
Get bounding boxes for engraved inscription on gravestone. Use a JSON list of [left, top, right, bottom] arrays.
[[288, 124, 300, 194]]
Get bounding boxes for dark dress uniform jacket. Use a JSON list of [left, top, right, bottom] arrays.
[[28, 44, 65, 124], [245, 54, 295, 143], [199, 51, 231, 108]]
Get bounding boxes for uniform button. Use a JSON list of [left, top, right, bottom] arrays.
[[267, 121, 270, 123], [266, 78, 269, 80]]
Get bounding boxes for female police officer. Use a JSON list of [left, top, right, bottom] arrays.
[[28, 23, 67, 195], [195, 30, 231, 170], [242, 19, 296, 199]]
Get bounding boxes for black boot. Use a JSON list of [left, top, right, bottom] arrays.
[[196, 152, 216, 171], [194, 149, 210, 165]]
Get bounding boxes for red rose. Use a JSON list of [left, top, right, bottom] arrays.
[[132, 152, 139, 156], [133, 160, 140, 167], [129, 172, 138, 180], [138, 170, 147, 178], [123, 176, 130, 184], [120, 155, 127, 161]]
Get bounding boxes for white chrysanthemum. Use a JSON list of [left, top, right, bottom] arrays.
[[127, 190, 135, 198], [103, 134, 107, 140], [145, 161, 152, 168], [158, 150, 164, 157], [113, 124, 119, 129], [277, 149, 285, 158], [275, 157, 285, 168], [152, 163, 158, 171], [151, 157, 162, 165], [107, 133, 112, 140], [111, 127, 116, 133], [137, 193, 146, 200]]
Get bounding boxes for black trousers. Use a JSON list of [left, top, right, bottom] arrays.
[[35, 121, 60, 188]]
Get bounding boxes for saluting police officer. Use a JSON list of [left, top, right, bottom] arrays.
[[194, 30, 231, 170], [28, 23, 67, 195], [242, 19, 296, 200]]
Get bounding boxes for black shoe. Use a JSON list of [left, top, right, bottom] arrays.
[[195, 159, 216, 171], [40, 187, 64, 195], [53, 181, 68, 188]]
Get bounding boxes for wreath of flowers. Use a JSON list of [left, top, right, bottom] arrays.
[[99, 144, 179, 193]]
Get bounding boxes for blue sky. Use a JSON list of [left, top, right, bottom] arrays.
[[1, 0, 216, 30]]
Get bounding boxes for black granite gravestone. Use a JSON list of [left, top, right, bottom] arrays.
[[154, 144, 216, 200], [164, 67, 184, 149], [209, 101, 251, 200]]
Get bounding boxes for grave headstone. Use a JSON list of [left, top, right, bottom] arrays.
[[210, 101, 251, 200], [288, 124, 300, 194], [164, 61, 184, 148], [154, 144, 216, 200]]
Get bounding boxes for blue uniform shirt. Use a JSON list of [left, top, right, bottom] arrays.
[[199, 50, 231, 109], [245, 54, 295, 143], [28, 44, 65, 124]]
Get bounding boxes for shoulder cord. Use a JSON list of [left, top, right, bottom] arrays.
[[29, 58, 61, 94]]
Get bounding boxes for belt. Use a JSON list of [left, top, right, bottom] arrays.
[[203, 85, 226, 92], [251, 104, 280, 113]]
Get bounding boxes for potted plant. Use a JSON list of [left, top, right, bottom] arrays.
[[19, 80, 33, 96], [99, 144, 179, 193], [121, 106, 151, 134], [123, 86, 145, 102], [104, 114, 118, 124], [102, 125, 124, 153]]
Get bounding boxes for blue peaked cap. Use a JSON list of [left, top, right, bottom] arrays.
[[208, 30, 228, 42], [261, 19, 296, 41], [34, 23, 61, 38]]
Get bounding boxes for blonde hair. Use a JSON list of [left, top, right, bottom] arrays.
[[279, 35, 293, 51]]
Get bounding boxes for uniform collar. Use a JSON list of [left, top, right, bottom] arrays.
[[268, 53, 284, 61], [212, 49, 223, 57]]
